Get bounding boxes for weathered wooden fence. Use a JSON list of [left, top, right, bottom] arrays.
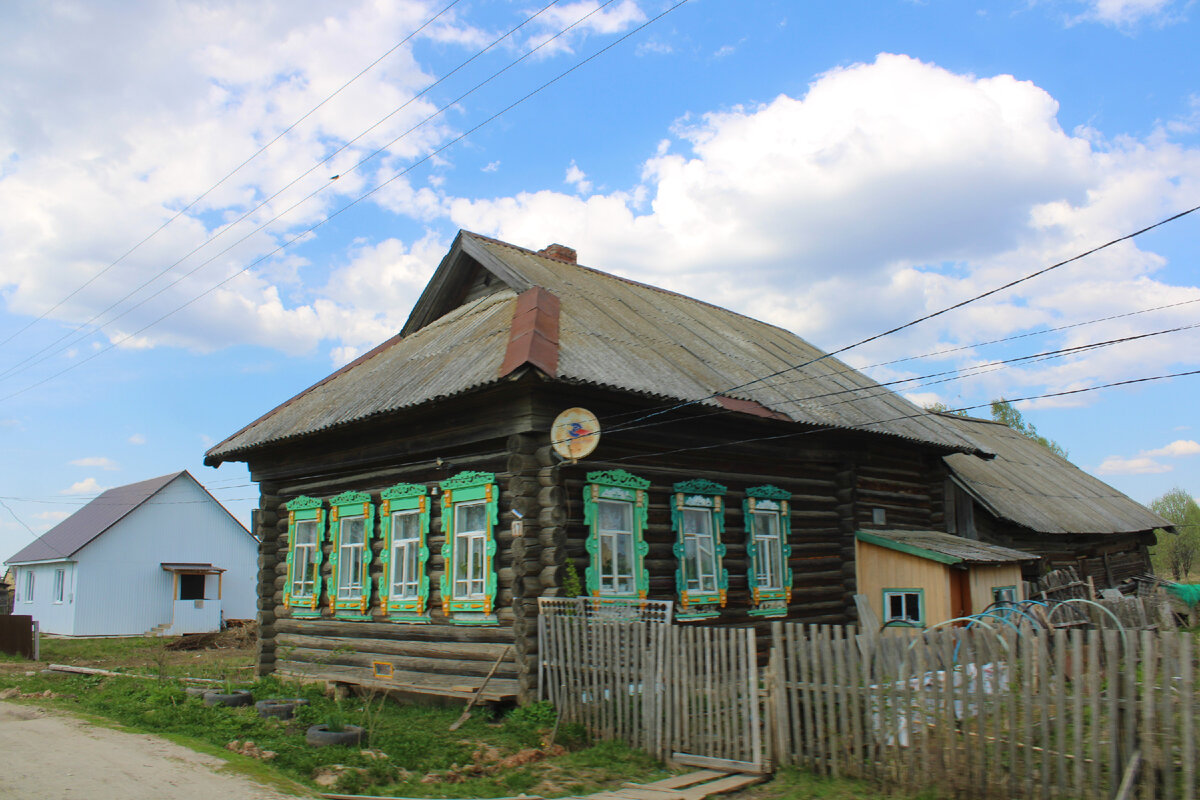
[[538, 603, 762, 770], [773, 622, 1198, 800], [541, 616, 1198, 797]]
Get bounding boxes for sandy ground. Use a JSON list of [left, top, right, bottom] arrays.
[[0, 701, 308, 800]]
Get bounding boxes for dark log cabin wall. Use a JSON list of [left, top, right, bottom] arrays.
[[246, 376, 958, 702]]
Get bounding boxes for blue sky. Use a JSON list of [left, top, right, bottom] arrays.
[[2, 0, 1199, 561]]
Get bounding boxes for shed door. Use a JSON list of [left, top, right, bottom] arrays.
[[950, 569, 970, 620]]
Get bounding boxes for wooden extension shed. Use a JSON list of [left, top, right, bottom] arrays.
[[935, 413, 1170, 589], [855, 528, 1038, 630], [204, 231, 986, 703]]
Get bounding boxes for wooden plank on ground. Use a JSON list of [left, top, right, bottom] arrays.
[[675, 773, 766, 800], [671, 753, 770, 775], [624, 770, 728, 790]]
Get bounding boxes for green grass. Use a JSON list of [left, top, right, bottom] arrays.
[[729, 768, 943, 800], [0, 667, 670, 797]]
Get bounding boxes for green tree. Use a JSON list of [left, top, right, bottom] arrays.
[[990, 398, 1069, 459], [1148, 487, 1200, 581], [923, 402, 967, 416]]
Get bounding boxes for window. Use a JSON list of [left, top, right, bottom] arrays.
[[439, 471, 498, 622], [179, 574, 205, 601], [672, 479, 729, 619], [583, 470, 650, 600], [23, 570, 34, 603], [53, 568, 65, 604], [744, 485, 792, 617], [285, 496, 326, 618], [379, 483, 431, 621], [330, 491, 375, 620], [992, 585, 1017, 605], [883, 589, 924, 627]]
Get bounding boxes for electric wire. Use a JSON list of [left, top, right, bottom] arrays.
[[0, 0, 572, 381], [0, 0, 694, 402], [0, 0, 465, 351]]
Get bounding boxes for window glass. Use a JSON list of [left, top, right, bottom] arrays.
[[53, 569, 65, 603], [597, 499, 635, 594], [453, 501, 487, 599], [390, 510, 421, 599], [885, 590, 922, 624], [337, 516, 366, 598], [24, 571, 34, 603], [180, 574, 205, 600], [751, 510, 782, 589], [682, 507, 717, 592], [291, 519, 318, 597]]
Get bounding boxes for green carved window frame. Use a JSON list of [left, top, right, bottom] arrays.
[[378, 483, 431, 622], [744, 485, 793, 618], [284, 496, 326, 619], [329, 490, 375, 621], [672, 478, 729, 620], [439, 471, 499, 624], [583, 469, 650, 601]]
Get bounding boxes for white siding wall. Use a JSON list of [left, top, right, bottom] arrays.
[[10, 562, 77, 635], [72, 475, 258, 636]]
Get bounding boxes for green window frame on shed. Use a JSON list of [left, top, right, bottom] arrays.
[[329, 490, 375, 620], [672, 478, 729, 619], [744, 485, 793, 617], [583, 469, 650, 600], [378, 482, 431, 622], [285, 496, 326, 619], [439, 471, 499, 624]]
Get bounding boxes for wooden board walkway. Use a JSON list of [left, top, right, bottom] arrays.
[[563, 770, 765, 800]]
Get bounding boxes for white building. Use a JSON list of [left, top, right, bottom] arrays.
[[5, 471, 257, 636]]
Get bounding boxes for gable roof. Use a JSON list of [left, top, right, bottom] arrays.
[[937, 413, 1170, 535], [857, 528, 1039, 565], [5, 471, 245, 565], [206, 231, 981, 465]]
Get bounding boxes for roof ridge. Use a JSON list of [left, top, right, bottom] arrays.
[[461, 230, 802, 339]]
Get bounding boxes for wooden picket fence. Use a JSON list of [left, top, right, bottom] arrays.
[[538, 611, 762, 770], [540, 616, 1198, 798], [772, 623, 1198, 800]]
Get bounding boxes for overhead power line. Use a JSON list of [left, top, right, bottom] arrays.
[[1, 0, 570, 380], [0, 0, 465, 351], [0, 0, 694, 402]]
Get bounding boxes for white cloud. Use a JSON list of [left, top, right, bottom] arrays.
[[128, 433, 146, 445], [521, 1, 646, 57], [1096, 455, 1171, 475], [1142, 440, 1200, 458], [69, 457, 119, 471], [62, 478, 105, 495], [1074, 0, 1178, 27], [447, 53, 1200, 410], [565, 161, 593, 195], [482, 161, 501, 173], [34, 511, 70, 524]]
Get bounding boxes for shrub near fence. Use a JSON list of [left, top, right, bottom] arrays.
[[771, 623, 1197, 800]]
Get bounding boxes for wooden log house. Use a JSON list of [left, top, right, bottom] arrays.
[[205, 231, 1005, 703]]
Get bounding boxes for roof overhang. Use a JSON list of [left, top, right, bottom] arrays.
[[161, 562, 225, 574], [856, 529, 1040, 566]]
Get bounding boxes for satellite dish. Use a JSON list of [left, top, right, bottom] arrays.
[[551, 407, 600, 460]]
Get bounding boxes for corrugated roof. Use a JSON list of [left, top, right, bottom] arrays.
[[938, 413, 1170, 535], [6, 472, 184, 564], [858, 528, 1039, 565], [206, 231, 980, 463]]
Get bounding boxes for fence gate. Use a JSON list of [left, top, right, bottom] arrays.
[[538, 599, 764, 772]]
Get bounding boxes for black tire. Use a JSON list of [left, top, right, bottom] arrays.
[[306, 723, 365, 747], [203, 690, 253, 707], [184, 686, 208, 698], [255, 698, 309, 719]]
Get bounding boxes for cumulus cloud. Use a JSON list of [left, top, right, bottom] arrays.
[[1074, 0, 1179, 27], [69, 457, 119, 471], [565, 161, 593, 194], [62, 478, 105, 495], [447, 53, 1200, 410], [1095, 438, 1200, 475], [128, 433, 146, 445]]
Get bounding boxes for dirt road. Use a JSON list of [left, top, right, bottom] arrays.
[[0, 701, 308, 799]]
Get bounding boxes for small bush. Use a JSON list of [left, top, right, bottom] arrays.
[[507, 700, 556, 727]]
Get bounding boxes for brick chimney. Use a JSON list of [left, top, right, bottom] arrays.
[[538, 243, 577, 264]]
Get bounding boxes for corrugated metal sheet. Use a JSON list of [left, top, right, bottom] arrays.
[[939, 413, 1170, 535], [6, 472, 182, 564], [862, 528, 1038, 564], [207, 231, 979, 462]]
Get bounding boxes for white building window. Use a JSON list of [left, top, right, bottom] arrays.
[[53, 569, 65, 604], [23, 570, 34, 603], [452, 501, 488, 599], [336, 514, 366, 600], [390, 509, 421, 600]]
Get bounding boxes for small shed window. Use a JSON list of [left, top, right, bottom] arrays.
[[583, 470, 650, 600], [284, 496, 326, 618], [329, 491, 375, 621], [379, 483, 431, 622], [439, 471, 498, 622], [745, 485, 793, 616], [23, 570, 34, 603], [53, 568, 65, 604], [672, 479, 729, 619], [992, 585, 1017, 605], [883, 589, 924, 627], [179, 574, 205, 600]]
